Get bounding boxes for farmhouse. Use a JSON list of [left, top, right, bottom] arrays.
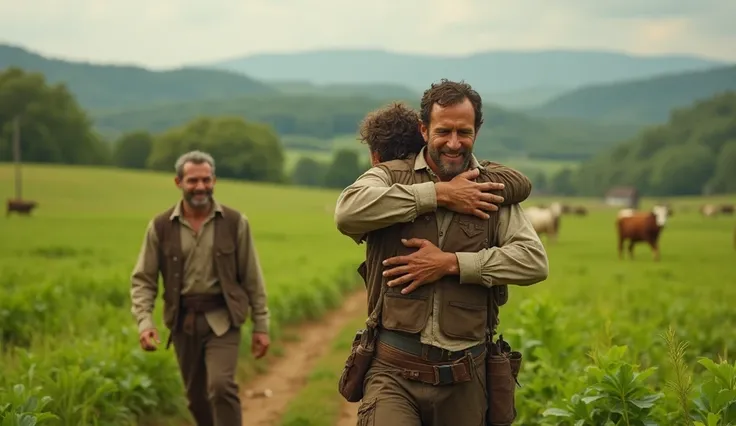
[[604, 186, 639, 209]]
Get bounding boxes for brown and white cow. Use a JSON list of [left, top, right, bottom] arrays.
[[616, 205, 669, 261]]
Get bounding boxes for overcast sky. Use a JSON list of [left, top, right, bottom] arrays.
[[2, 0, 735, 69]]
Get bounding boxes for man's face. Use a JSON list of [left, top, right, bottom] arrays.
[[420, 97, 476, 180], [175, 161, 215, 209]]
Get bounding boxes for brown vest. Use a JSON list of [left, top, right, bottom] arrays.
[[360, 155, 508, 342], [153, 204, 249, 331]]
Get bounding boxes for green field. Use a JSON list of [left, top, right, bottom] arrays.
[[1, 163, 735, 425], [0, 163, 365, 425]]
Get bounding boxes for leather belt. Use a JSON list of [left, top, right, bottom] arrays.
[[375, 340, 485, 386], [378, 329, 486, 362], [180, 293, 227, 335]]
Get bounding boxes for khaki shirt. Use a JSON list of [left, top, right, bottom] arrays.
[[130, 199, 270, 337], [334, 147, 548, 351]]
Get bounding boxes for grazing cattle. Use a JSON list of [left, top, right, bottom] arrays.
[[524, 202, 562, 243], [720, 204, 734, 215], [700, 204, 718, 217], [6, 199, 38, 216], [616, 205, 669, 261], [573, 206, 588, 216]]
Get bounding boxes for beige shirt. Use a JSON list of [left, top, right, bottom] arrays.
[[334, 147, 549, 351], [130, 199, 270, 337]]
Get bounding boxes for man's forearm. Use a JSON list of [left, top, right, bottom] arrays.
[[456, 204, 548, 288], [481, 162, 532, 205], [334, 168, 437, 242]]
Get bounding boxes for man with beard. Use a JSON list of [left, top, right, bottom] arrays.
[[334, 80, 549, 425], [130, 150, 270, 426]]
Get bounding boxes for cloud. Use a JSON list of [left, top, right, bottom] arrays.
[[0, 0, 734, 68]]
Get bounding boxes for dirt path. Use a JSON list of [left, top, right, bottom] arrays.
[[337, 399, 359, 426], [240, 289, 366, 426]]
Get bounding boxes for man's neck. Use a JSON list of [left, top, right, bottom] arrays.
[[181, 200, 212, 220]]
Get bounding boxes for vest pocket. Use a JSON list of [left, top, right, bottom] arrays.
[[381, 292, 429, 333], [441, 301, 487, 340]]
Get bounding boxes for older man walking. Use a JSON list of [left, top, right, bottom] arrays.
[[130, 150, 271, 426]]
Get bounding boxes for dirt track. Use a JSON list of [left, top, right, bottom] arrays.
[[240, 289, 366, 426], [337, 399, 359, 426]]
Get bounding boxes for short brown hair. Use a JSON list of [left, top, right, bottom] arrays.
[[420, 79, 484, 131], [358, 102, 426, 162]]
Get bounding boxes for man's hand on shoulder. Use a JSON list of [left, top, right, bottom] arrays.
[[435, 169, 505, 220], [381, 238, 458, 294]]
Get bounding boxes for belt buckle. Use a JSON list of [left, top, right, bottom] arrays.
[[433, 364, 455, 386]]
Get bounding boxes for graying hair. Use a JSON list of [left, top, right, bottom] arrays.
[[175, 150, 216, 178]]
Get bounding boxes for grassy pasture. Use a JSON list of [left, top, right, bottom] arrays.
[[1, 163, 735, 425], [0, 163, 364, 425]]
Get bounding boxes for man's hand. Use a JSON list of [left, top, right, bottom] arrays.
[[382, 238, 458, 294], [252, 332, 270, 359], [435, 168, 505, 220], [139, 328, 160, 351]]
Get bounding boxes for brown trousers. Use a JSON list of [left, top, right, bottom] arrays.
[[171, 313, 242, 426], [357, 349, 488, 426]]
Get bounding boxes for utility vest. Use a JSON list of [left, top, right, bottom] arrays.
[[153, 204, 250, 331], [360, 155, 509, 342]]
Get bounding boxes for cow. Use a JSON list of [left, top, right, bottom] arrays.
[[524, 202, 562, 244], [616, 205, 669, 261], [573, 206, 588, 216], [720, 204, 734, 215], [700, 204, 718, 217], [6, 199, 38, 216]]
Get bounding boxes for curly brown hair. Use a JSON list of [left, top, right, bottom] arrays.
[[420, 79, 483, 131], [358, 102, 426, 162]]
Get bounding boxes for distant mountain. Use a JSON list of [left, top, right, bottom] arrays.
[[529, 65, 736, 125], [0, 43, 276, 111], [271, 80, 419, 99], [203, 48, 726, 104]]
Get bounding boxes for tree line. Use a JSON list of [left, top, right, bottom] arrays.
[[0, 67, 365, 187], [92, 94, 638, 162], [566, 91, 736, 196], [1, 66, 734, 196]]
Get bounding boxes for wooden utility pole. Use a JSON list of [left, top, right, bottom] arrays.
[[13, 115, 21, 200]]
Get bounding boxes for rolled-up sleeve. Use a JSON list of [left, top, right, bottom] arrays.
[[455, 204, 549, 287]]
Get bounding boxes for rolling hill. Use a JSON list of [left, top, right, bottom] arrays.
[[203, 48, 725, 106], [90, 93, 640, 161], [530, 64, 736, 125], [0, 43, 276, 111]]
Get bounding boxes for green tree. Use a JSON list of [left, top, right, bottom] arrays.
[[648, 144, 715, 196], [112, 131, 153, 169], [323, 148, 362, 189], [0, 67, 108, 165], [291, 156, 328, 187], [706, 140, 736, 193], [146, 116, 285, 183]]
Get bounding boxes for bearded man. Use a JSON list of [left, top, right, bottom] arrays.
[[130, 150, 270, 426]]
